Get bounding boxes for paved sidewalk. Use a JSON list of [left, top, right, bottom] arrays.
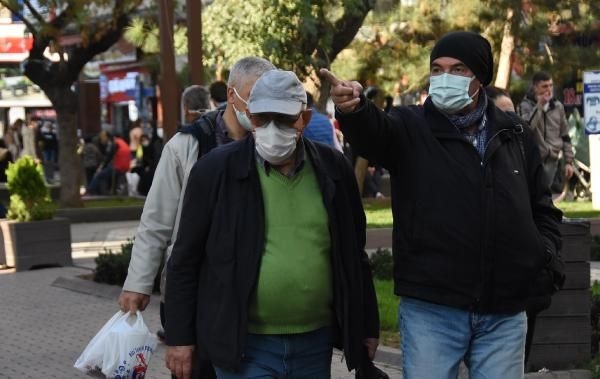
[[0, 222, 403, 379], [0, 221, 593, 378]]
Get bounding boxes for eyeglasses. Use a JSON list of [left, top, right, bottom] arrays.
[[249, 112, 301, 127], [187, 109, 209, 115]]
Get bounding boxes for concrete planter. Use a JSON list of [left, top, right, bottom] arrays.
[[0, 218, 72, 271]]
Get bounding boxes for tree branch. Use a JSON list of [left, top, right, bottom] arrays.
[[23, 0, 46, 25], [329, 0, 374, 63], [65, 13, 131, 84]]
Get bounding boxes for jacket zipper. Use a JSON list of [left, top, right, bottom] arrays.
[[478, 127, 513, 309]]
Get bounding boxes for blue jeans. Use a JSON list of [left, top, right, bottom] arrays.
[[214, 327, 333, 379], [399, 297, 526, 379]]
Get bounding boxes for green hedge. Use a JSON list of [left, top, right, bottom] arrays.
[[93, 239, 162, 293]]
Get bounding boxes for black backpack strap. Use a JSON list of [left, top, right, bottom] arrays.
[[178, 110, 219, 159]]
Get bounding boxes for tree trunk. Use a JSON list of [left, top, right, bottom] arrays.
[[494, 9, 515, 90], [51, 89, 84, 208]]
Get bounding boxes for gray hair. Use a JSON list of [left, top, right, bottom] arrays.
[[180, 85, 211, 123], [227, 57, 276, 90]]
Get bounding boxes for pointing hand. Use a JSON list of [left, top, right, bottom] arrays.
[[319, 68, 363, 113]]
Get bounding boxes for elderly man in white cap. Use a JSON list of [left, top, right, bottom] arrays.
[[164, 70, 379, 379]]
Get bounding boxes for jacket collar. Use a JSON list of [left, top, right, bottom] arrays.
[[233, 135, 341, 182]]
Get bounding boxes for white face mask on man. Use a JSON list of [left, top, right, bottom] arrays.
[[254, 121, 298, 165], [232, 87, 253, 131], [429, 73, 479, 114]]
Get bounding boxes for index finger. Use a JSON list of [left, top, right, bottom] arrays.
[[319, 68, 342, 86]]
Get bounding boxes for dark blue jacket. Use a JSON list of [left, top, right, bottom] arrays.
[[165, 135, 379, 371], [338, 96, 562, 314]]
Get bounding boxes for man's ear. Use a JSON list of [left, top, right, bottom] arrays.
[[226, 87, 236, 104]]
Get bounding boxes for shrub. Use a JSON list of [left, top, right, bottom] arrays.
[[93, 240, 133, 286], [6, 156, 55, 221], [93, 238, 162, 293], [592, 281, 600, 355], [369, 248, 393, 280]]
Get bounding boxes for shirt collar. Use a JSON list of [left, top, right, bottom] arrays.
[[256, 138, 306, 178], [215, 111, 233, 146]]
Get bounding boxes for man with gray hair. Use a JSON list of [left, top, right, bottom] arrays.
[[180, 84, 211, 125], [165, 70, 379, 379], [118, 56, 275, 379]]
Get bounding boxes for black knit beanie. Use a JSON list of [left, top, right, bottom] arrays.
[[430, 31, 493, 86]]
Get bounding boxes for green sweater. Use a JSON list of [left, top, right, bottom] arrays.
[[248, 158, 333, 334]]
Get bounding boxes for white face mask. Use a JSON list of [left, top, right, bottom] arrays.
[[429, 73, 478, 114], [254, 121, 298, 165], [232, 88, 253, 131]]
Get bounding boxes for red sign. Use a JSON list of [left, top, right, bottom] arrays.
[[100, 65, 141, 103], [0, 36, 33, 53]]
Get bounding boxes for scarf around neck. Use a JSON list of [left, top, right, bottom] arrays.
[[446, 91, 488, 129]]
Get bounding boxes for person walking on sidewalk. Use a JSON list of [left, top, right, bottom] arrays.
[[164, 70, 380, 379], [117, 57, 275, 379], [518, 71, 575, 191], [321, 31, 564, 378]]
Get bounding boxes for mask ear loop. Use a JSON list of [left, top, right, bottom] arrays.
[[232, 87, 248, 105], [468, 77, 480, 100]]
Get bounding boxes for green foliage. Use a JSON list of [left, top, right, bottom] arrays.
[[203, 0, 322, 76], [197, 0, 371, 82], [333, 0, 600, 99], [363, 197, 393, 228], [93, 240, 134, 286], [588, 353, 600, 379], [557, 201, 600, 219], [592, 281, 600, 358], [124, 18, 188, 55], [6, 156, 56, 222], [369, 248, 393, 280], [93, 238, 162, 293], [82, 197, 145, 208], [374, 278, 398, 333], [333, 0, 485, 93]]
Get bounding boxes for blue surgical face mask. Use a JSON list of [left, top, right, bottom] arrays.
[[429, 73, 478, 114], [232, 87, 253, 131]]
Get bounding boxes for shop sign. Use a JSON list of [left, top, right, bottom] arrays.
[[583, 71, 600, 134]]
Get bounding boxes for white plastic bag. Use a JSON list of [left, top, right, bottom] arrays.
[[74, 311, 126, 377], [125, 172, 140, 196], [74, 311, 158, 379], [101, 311, 158, 379]]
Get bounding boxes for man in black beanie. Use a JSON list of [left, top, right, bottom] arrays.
[[320, 30, 564, 378]]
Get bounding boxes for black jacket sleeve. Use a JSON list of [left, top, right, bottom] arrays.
[[164, 157, 216, 346], [340, 151, 380, 338], [336, 97, 410, 174], [523, 124, 563, 256]]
